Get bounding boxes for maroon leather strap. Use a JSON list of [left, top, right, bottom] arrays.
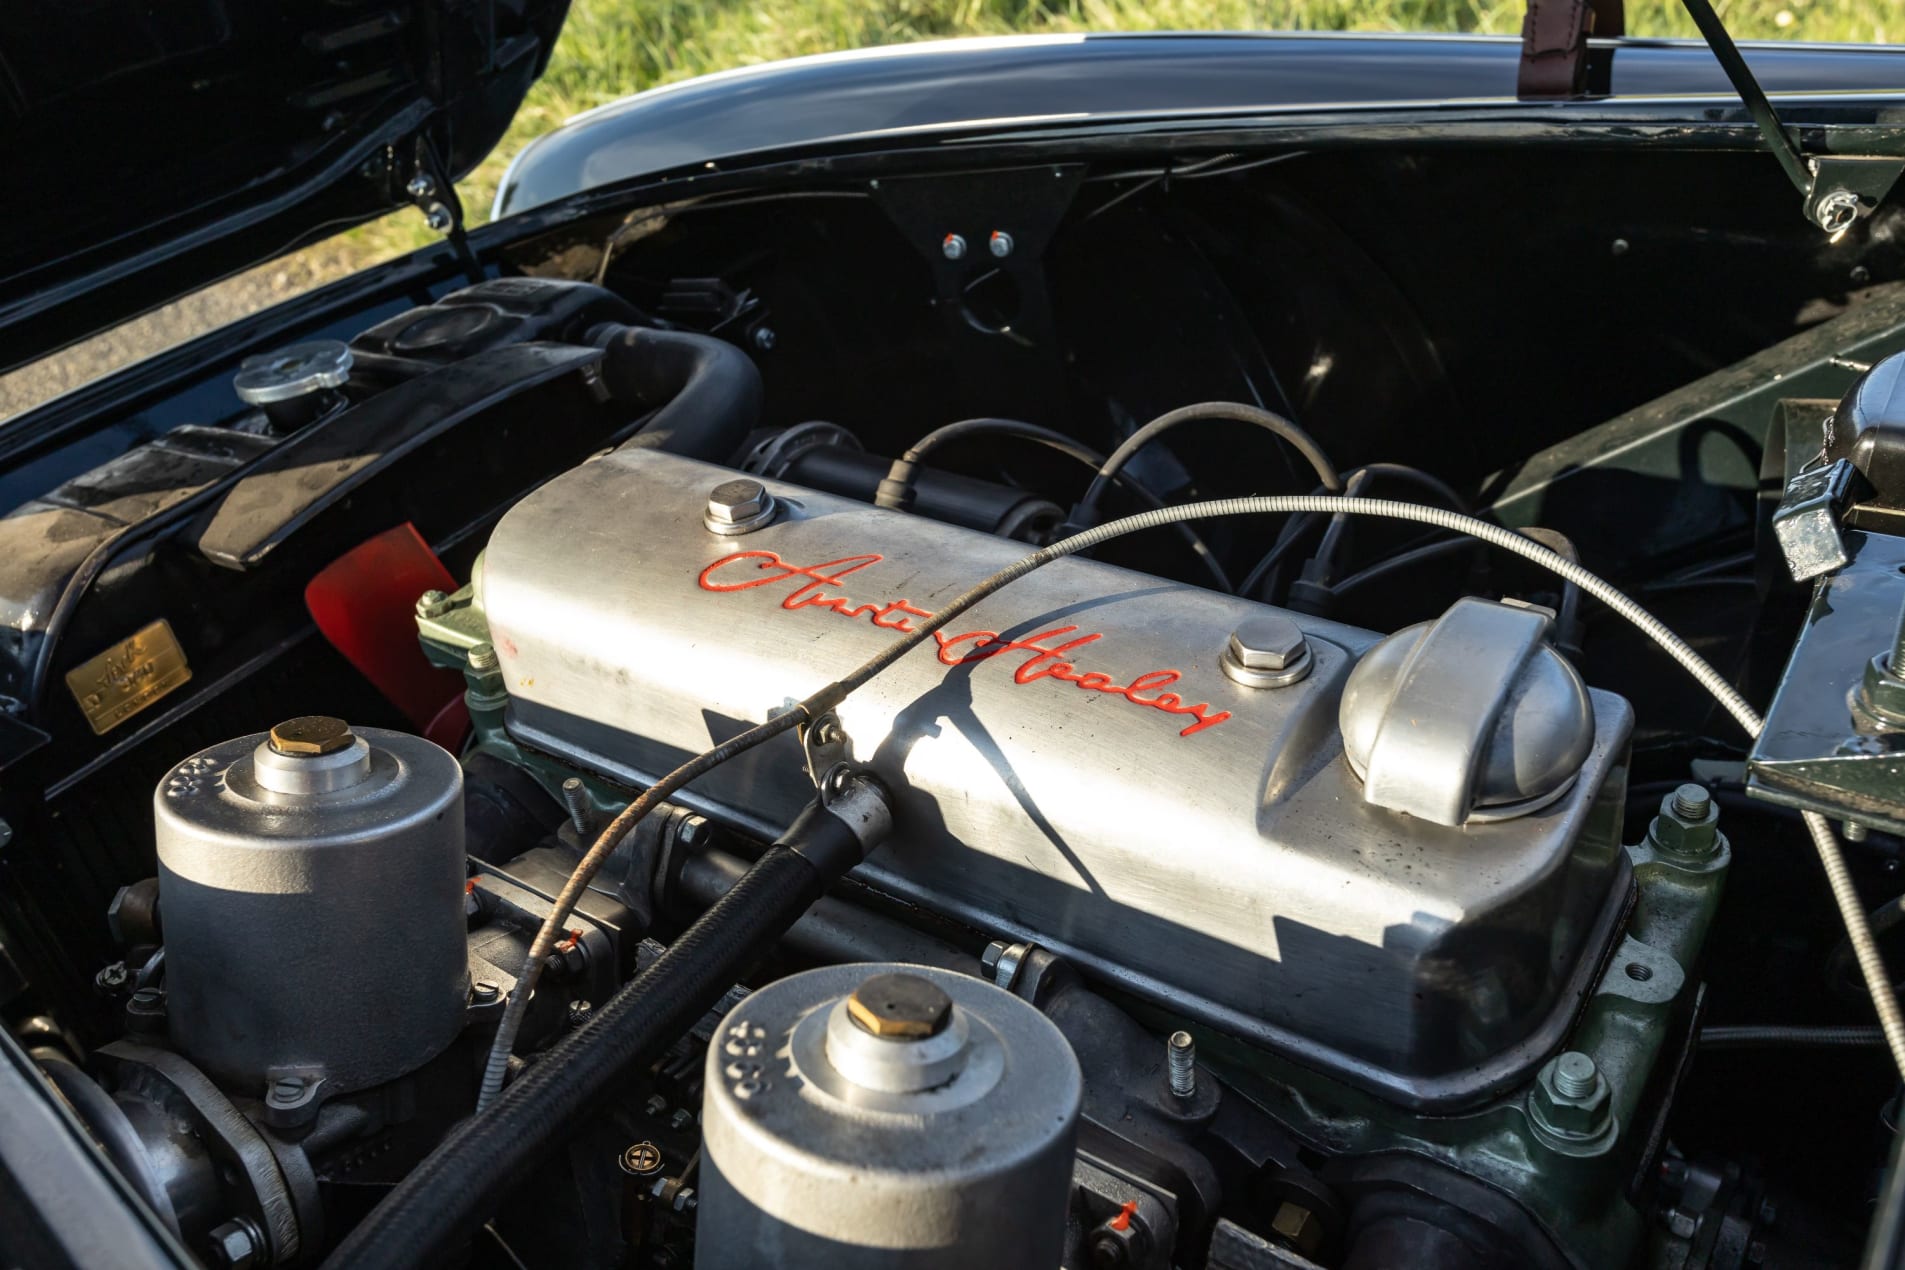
[[1519, 0, 1624, 99]]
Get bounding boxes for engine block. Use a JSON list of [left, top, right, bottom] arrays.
[[479, 448, 1634, 1109]]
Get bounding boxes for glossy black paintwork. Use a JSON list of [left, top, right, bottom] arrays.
[[496, 32, 1905, 216], [0, 0, 569, 377]]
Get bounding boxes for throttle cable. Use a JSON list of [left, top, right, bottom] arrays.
[[1074, 402, 1344, 527]]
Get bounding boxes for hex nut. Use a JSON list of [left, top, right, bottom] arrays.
[[1530, 1052, 1614, 1145], [847, 972, 953, 1039], [268, 716, 354, 756], [1861, 654, 1905, 725], [106, 879, 161, 947], [1089, 1220, 1146, 1268], [1647, 788, 1721, 858], [106, 886, 132, 942], [415, 588, 452, 619], [1271, 1201, 1327, 1257], [206, 1218, 261, 1270]]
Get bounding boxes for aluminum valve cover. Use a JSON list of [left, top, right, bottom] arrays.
[[480, 448, 1634, 1109]]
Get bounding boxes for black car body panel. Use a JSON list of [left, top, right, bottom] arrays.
[[495, 32, 1905, 216], [0, 0, 570, 376]]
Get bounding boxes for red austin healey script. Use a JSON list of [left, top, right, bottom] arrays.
[[697, 550, 1233, 738]]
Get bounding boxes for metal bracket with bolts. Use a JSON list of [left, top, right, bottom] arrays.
[[1805, 156, 1905, 238]]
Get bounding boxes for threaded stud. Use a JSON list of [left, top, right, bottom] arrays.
[[562, 777, 592, 837], [1552, 1051, 1598, 1099], [1670, 783, 1711, 821], [1167, 1030, 1196, 1098]]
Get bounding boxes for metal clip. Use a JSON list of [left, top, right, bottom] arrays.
[[799, 711, 853, 791], [1772, 458, 1856, 582]]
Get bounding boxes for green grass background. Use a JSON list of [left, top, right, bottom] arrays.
[[334, 0, 1900, 265]]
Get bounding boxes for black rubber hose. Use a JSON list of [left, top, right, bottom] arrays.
[[1327, 535, 1478, 597], [323, 798, 879, 1270], [589, 324, 763, 459], [1699, 1025, 1886, 1049]]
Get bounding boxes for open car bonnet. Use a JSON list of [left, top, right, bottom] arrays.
[[0, 0, 570, 376]]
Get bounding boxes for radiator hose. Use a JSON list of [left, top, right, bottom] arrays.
[[322, 775, 892, 1270], [590, 322, 764, 459]]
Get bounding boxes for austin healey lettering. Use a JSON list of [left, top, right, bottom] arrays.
[[697, 549, 1233, 737]]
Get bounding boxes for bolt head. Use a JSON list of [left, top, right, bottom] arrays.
[[988, 230, 1015, 258], [1271, 1201, 1327, 1256], [416, 589, 451, 619], [568, 999, 595, 1027], [467, 642, 499, 672], [95, 962, 129, 991], [106, 885, 134, 944], [847, 972, 953, 1039], [752, 326, 777, 352], [472, 981, 500, 1004], [206, 1219, 260, 1270], [424, 203, 453, 233], [981, 940, 1007, 976], [1227, 615, 1308, 671], [1088, 1227, 1138, 1269], [941, 233, 967, 260], [405, 172, 436, 199], [268, 716, 354, 757], [706, 479, 772, 525]]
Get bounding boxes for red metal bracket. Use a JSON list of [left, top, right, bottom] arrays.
[[305, 523, 469, 749]]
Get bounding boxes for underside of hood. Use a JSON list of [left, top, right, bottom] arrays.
[[0, 0, 571, 375]]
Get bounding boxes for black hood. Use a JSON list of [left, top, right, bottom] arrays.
[[0, 0, 570, 375]]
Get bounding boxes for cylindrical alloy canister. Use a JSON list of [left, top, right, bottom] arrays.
[[154, 719, 467, 1095], [697, 962, 1080, 1268]]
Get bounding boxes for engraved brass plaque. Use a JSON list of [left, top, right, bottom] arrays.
[[65, 619, 192, 735]]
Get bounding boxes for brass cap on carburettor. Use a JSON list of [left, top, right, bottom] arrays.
[[268, 716, 355, 757], [846, 972, 954, 1039]]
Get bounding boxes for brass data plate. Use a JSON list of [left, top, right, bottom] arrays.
[[65, 619, 192, 735]]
